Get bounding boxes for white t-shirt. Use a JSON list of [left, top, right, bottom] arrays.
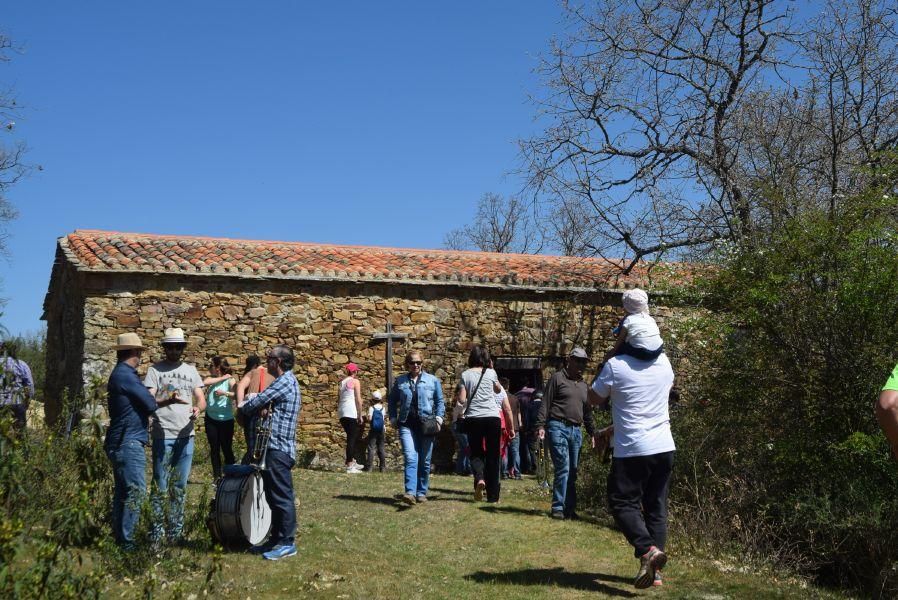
[[591, 354, 675, 458], [623, 312, 663, 351], [338, 376, 359, 419]]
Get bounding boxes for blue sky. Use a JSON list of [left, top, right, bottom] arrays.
[[1, 2, 565, 335]]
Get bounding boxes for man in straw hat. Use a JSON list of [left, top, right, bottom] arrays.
[[143, 327, 206, 546], [105, 332, 183, 550]]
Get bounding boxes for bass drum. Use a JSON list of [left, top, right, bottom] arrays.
[[209, 469, 271, 548]]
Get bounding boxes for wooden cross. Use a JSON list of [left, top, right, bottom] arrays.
[[371, 322, 408, 392]]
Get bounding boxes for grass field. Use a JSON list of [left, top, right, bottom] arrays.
[[103, 463, 852, 600]]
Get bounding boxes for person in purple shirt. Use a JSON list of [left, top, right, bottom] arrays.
[[0, 340, 35, 430], [105, 333, 183, 549]]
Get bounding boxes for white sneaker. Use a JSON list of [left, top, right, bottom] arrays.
[[346, 463, 363, 473]]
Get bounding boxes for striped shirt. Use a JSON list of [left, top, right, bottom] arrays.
[[241, 370, 301, 460]]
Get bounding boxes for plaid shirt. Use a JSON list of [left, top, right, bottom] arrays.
[[241, 370, 301, 460]]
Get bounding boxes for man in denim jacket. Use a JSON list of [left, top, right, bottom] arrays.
[[388, 350, 445, 505]]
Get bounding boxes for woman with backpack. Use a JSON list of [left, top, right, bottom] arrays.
[[364, 390, 387, 472]]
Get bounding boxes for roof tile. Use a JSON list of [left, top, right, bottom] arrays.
[[59, 229, 693, 291]]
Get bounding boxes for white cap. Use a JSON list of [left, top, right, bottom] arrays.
[[371, 390, 383, 400]]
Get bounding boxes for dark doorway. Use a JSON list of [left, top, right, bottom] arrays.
[[493, 356, 543, 394]]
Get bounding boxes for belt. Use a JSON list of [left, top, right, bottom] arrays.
[[549, 417, 581, 428]]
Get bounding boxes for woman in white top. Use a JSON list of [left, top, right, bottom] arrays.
[[456, 346, 515, 503], [338, 362, 364, 472]]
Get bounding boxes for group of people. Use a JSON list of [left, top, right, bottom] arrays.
[[346, 288, 673, 589], [105, 327, 301, 561], [98, 286, 674, 587]]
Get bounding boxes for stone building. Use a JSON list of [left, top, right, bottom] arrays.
[[42, 229, 688, 468]]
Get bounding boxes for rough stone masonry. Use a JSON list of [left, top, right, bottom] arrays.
[[42, 230, 692, 469]]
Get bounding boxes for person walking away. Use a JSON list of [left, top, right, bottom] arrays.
[[144, 327, 206, 546], [591, 348, 675, 589], [451, 383, 471, 475], [388, 351, 445, 504], [535, 348, 596, 520], [203, 356, 237, 480], [503, 377, 523, 479], [516, 383, 535, 474], [338, 363, 364, 473], [364, 390, 388, 472], [0, 340, 34, 430], [457, 346, 515, 503], [240, 345, 302, 560], [105, 332, 183, 550]]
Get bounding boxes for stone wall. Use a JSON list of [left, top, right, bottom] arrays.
[[59, 273, 687, 469]]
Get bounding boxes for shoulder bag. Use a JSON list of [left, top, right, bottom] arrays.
[[456, 368, 487, 435]]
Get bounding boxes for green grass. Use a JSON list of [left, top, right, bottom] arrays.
[[104, 463, 851, 599]]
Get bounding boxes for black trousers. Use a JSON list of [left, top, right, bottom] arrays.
[[339, 417, 360, 464], [204, 415, 235, 479], [366, 429, 385, 472], [262, 449, 297, 546], [607, 451, 674, 557], [464, 416, 502, 502]]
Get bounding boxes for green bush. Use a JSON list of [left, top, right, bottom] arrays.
[[664, 156, 898, 595]]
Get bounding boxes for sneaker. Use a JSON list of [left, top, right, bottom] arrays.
[[653, 570, 663, 587], [416, 495, 428, 503], [346, 464, 363, 473], [474, 480, 486, 501], [634, 546, 667, 589], [550, 510, 565, 520], [249, 541, 274, 555], [401, 493, 417, 506], [262, 544, 297, 561]]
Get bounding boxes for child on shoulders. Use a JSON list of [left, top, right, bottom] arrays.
[[603, 288, 665, 362]]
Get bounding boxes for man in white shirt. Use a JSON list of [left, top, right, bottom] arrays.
[[590, 352, 675, 590]]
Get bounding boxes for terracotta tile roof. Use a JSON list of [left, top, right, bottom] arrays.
[[57, 229, 692, 292]]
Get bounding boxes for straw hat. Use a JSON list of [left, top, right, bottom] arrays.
[[112, 332, 146, 351], [161, 328, 187, 344]]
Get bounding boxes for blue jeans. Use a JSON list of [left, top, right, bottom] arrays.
[[262, 449, 297, 546], [398, 423, 435, 497], [506, 435, 521, 477], [151, 437, 195, 541], [452, 422, 471, 475], [546, 420, 582, 515], [106, 439, 147, 547]]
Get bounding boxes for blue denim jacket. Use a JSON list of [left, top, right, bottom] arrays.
[[388, 371, 445, 424]]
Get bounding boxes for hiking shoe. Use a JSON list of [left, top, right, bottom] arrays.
[[653, 570, 663, 587], [550, 510, 565, 520], [416, 495, 428, 503], [401, 493, 417, 506], [474, 480, 486, 501], [634, 546, 667, 589], [262, 544, 297, 561]]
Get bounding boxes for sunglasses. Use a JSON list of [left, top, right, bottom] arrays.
[[407, 360, 423, 365]]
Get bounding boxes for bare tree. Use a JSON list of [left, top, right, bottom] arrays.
[[443, 192, 542, 254], [0, 32, 26, 255], [521, 0, 898, 272]]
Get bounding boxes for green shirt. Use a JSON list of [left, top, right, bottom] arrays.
[[206, 378, 234, 421], [883, 363, 898, 392]]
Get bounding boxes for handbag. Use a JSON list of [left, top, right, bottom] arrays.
[[456, 367, 487, 435], [411, 375, 442, 436]]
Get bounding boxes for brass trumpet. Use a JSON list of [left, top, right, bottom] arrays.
[[252, 406, 273, 469]]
